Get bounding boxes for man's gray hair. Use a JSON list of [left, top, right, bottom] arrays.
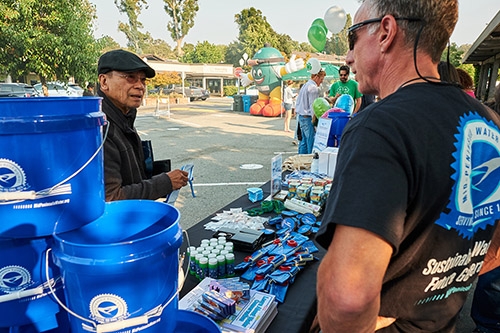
[[362, 0, 458, 62]]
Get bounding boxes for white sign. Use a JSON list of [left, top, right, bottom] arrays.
[[313, 117, 332, 152]]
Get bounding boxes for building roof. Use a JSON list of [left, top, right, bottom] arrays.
[[463, 10, 500, 64]]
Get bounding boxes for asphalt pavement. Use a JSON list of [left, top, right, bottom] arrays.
[[136, 97, 298, 230], [136, 97, 476, 332]]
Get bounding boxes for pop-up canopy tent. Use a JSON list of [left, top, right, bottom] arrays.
[[282, 62, 340, 81]]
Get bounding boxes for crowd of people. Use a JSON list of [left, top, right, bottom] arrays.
[[93, 0, 500, 330]]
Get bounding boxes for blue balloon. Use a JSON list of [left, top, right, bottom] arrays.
[[334, 94, 354, 114]]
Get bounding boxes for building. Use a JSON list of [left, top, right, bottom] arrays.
[[143, 55, 236, 97], [463, 10, 500, 102]]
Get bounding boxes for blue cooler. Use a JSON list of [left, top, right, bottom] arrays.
[[327, 112, 350, 147]]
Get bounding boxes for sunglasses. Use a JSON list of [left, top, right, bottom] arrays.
[[115, 72, 147, 85], [348, 16, 422, 50]]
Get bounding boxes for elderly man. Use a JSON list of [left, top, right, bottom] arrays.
[[315, 0, 500, 332], [97, 49, 188, 201], [294, 69, 326, 154]]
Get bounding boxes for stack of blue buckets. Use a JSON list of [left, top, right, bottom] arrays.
[[0, 97, 220, 333]]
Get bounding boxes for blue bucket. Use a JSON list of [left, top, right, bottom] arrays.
[[52, 200, 183, 333], [327, 112, 350, 147], [0, 236, 67, 331], [174, 310, 221, 333], [0, 97, 106, 238]]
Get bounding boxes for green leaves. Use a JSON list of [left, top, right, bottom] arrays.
[[0, 0, 100, 83]]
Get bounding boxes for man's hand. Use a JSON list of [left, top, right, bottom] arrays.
[[167, 169, 189, 190]]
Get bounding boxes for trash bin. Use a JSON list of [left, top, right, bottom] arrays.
[[250, 95, 258, 104], [233, 95, 243, 111], [242, 95, 251, 113]]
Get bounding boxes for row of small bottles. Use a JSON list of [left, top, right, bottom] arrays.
[[187, 237, 235, 280]]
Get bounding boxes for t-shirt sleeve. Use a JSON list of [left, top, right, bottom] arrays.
[[316, 119, 410, 252]]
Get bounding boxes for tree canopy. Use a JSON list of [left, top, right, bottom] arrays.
[[181, 41, 226, 64], [0, 0, 100, 84], [164, 0, 199, 56], [115, 0, 148, 53]]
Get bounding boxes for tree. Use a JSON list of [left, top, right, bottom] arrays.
[[0, 0, 100, 84], [276, 33, 301, 57], [235, 8, 280, 56], [139, 32, 176, 59], [324, 14, 351, 55], [440, 42, 463, 67], [96, 36, 122, 54], [181, 41, 225, 64], [115, 0, 148, 53], [163, 0, 199, 56], [149, 71, 181, 88]]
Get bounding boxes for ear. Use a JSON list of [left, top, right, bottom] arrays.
[[378, 16, 399, 53], [98, 74, 109, 92]]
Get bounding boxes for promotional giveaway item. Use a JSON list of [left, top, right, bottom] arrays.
[[0, 237, 67, 331], [0, 97, 106, 238], [52, 200, 183, 333]]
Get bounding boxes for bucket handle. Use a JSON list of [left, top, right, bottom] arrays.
[[0, 276, 61, 303], [44, 229, 191, 333], [0, 122, 109, 203]]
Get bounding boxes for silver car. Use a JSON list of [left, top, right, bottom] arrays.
[[33, 82, 84, 97]]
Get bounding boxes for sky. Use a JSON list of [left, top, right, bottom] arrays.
[[89, 0, 499, 50]]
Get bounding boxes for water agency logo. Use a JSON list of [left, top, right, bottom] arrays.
[[0, 265, 33, 293], [0, 158, 29, 193], [89, 294, 129, 323], [437, 113, 500, 238]]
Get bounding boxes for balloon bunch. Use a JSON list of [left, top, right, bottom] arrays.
[[307, 5, 347, 52]]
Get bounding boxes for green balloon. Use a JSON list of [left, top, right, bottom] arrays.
[[313, 97, 330, 119], [311, 18, 328, 34], [307, 24, 327, 52]]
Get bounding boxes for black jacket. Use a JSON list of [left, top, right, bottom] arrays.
[[99, 90, 172, 201]]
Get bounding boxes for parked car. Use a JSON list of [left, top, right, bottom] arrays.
[[33, 82, 84, 97], [148, 87, 173, 95], [191, 86, 209, 101], [0, 83, 39, 97], [172, 85, 205, 101]]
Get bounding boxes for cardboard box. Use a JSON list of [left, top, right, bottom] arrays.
[[318, 147, 339, 177]]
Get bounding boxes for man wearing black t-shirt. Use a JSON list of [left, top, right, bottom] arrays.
[[315, 0, 500, 332]]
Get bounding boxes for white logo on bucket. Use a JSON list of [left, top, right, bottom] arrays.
[[90, 294, 129, 324], [0, 265, 33, 293], [0, 159, 28, 192]]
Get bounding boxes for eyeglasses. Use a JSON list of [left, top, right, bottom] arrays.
[[348, 16, 422, 50], [115, 73, 147, 85]]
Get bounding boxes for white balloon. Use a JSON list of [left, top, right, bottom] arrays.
[[306, 58, 321, 74], [324, 5, 347, 34]]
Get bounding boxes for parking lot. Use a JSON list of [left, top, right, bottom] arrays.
[[136, 97, 298, 229]]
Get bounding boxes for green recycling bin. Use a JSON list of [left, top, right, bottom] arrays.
[[233, 95, 243, 111]]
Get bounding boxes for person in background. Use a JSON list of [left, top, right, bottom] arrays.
[[283, 80, 295, 132], [470, 83, 500, 333], [83, 82, 95, 96], [97, 49, 188, 201], [315, 0, 500, 332], [456, 67, 476, 98], [294, 69, 326, 154], [437, 60, 460, 84], [328, 65, 363, 114], [42, 83, 49, 97]]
